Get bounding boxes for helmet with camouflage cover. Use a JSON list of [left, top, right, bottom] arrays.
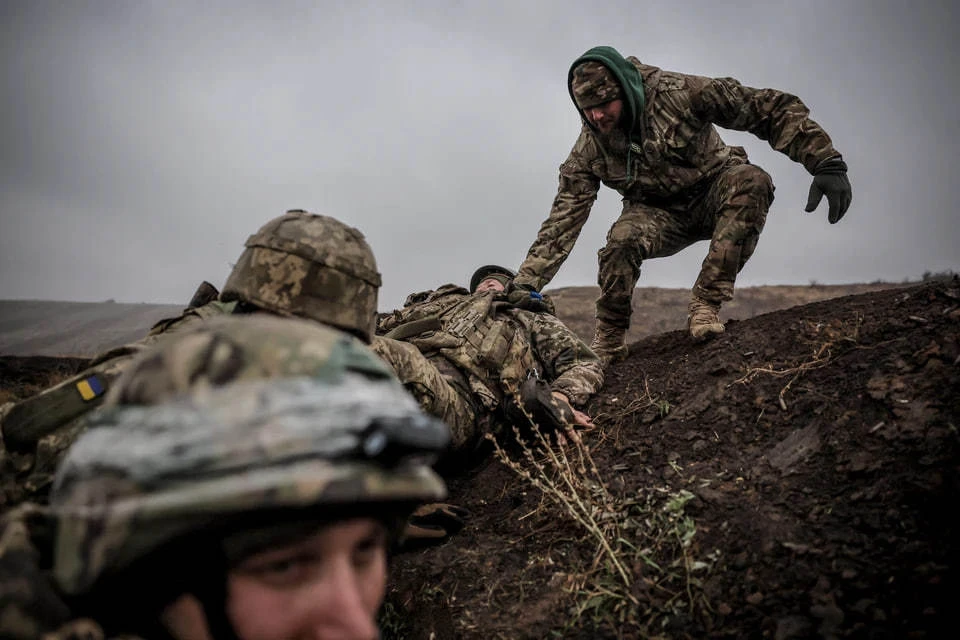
[[49, 314, 449, 597], [220, 209, 382, 343]]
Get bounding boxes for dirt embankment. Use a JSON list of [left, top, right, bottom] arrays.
[[385, 279, 959, 639]]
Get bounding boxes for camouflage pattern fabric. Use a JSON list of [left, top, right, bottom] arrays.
[[0, 300, 236, 508], [1, 315, 446, 637], [570, 60, 621, 109], [104, 312, 394, 408], [51, 314, 447, 594], [375, 288, 603, 450], [221, 209, 382, 343], [597, 163, 774, 326], [372, 336, 479, 449], [516, 57, 844, 323]]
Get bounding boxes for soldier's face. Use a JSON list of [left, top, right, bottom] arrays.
[[584, 99, 623, 134], [162, 518, 388, 640], [476, 277, 507, 293]]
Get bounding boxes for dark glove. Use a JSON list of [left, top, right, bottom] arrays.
[[403, 503, 470, 543], [805, 157, 852, 224], [500, 283, 555, 314]]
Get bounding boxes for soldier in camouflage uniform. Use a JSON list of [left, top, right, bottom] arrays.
[[0, 209, 382, 506], [0, 314, 449, 640], [373, 265, 603, 458], [513, 46, 853, 362]]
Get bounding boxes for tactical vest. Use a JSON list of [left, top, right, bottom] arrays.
[[387, 291, 537, 412]]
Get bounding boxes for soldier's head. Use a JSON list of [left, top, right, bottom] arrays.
[[221, 209, 382, 343], [49, 315, 448, 640], [569, 60, 623, 135], [470, 264, 516, 294]]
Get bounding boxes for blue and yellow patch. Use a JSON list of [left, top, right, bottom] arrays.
[[76, 375, 106, 402]]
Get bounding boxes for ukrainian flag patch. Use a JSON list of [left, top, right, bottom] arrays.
[[76, 376, 106, 402]]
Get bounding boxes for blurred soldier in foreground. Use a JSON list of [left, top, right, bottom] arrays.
[[374, 264, 603, 461], [513, 46, 853, 362], [0, 209, 381, 505], [0, 314, 449, 640]]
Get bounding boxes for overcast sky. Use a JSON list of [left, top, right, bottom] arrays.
[[1, 0, 956, 311]]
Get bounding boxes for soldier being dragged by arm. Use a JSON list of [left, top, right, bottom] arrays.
[[373, 264, 603, 464]]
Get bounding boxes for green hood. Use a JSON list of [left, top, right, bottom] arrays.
[[567, 46, 646, 143], [568, 46, 646, 187]]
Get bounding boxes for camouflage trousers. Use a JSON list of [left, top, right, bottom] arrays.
[[371, 338, 480, 451], [597, 163, 775, 328]]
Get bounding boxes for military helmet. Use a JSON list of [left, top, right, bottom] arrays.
[[470, 264, 516, 292], [221, 209, 382, 343], [49, 315, 449, 596]]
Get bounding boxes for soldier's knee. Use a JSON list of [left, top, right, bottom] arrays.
[[733, 164, 775, 203]]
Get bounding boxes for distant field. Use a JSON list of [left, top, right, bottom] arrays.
[[0, 283, 904, 357], [0, 300, 183, 357]]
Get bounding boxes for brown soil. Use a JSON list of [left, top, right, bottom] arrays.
[[385, 279, 960, 639]]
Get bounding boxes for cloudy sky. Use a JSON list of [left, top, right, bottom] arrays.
[[1, 0, 956, 311]]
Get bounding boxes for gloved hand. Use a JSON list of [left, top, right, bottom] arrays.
[[499, 282, 555, 314], [805, 157, 852, 224], [402, 503, 470, 545]]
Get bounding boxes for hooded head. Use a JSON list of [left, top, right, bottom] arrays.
[[567, 46, 646, 144]]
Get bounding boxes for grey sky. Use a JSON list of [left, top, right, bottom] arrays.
[[1, 0, 956, 311]]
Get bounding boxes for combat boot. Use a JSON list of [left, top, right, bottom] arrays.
[[590, 320, 628, 367], [688, 297, 724, 341]]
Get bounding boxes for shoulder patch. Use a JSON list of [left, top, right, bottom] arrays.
[[76, 375, 106, 401]]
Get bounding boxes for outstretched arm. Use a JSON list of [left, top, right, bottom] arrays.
[[690, 75, 852, 222], [515, 135, 601, 292], [690, 75, 842, 173]]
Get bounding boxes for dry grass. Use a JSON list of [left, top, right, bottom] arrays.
[[731, 313, 864, 410], [489, 407, 716, 635]]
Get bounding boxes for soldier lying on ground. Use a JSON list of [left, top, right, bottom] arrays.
[[0, 209, 381, 505], [512, 45, 853, 363], [0, 314, 450, 640], [373, 264, 604, 464]]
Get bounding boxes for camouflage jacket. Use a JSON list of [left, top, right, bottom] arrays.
[[377, 285, 603, 409], [0, 300, 236, 508], [516, 58, 844, 291]]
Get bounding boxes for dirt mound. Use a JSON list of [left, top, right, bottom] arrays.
[[385, 280, 960, 638], [546, 282, 902, 346]]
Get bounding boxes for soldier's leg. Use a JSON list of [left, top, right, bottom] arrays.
[[593, 203, 694, 362], [692, 164, 775, 303], [371, 337, 478, 450], [689, 164, 775, 339]]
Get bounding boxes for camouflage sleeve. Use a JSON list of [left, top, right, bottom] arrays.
[[377, 302, 421, 335], [527, 313, 604, 406], [688, 75, 842, 174], [515, 132, 601, 292], [0, 505, 74, 639]]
